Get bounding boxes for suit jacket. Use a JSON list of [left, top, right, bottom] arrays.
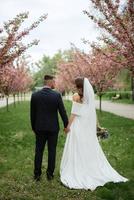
[[30, 88, 68, 133]]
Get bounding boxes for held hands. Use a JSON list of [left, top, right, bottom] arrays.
[[64, 126, 70, 134]]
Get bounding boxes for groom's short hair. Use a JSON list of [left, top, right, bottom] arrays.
[[44, 75, 54, 81]]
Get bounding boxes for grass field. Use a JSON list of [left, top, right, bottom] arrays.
[[0, 101, 134, 200], [95, 96, 134, 104]]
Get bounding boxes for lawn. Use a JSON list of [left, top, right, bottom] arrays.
[[0, 101, 134, 200], [110, 99, 134, 104], [95, 96, 134, 104]]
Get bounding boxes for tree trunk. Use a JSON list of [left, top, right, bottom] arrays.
[[99, 95, 102, 112], [21, 93, 23, 101], [13, 94, 16, 107], [24, 92, 26, 101], [6, 96, 9, 111], [131, 70, 134, 101], [17, 93, 20, 104]]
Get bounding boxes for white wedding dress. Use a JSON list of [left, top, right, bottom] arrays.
[[60, 78, 128, 190]]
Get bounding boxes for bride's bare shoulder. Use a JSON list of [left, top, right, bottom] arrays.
[[72, 93, 81, 102]]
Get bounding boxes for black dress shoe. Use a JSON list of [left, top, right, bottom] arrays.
[[46, 172, 54, 181], [34, 175, 41, 181]]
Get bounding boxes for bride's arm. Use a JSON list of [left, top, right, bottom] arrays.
[[67, 114, 76, 130], [65, 94, 80, 133]]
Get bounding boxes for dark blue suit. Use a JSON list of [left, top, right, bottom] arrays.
[[30, 88, 68, 177]]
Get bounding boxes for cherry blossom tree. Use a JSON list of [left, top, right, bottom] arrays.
[[84, 0, 134, 100], [75, 49, 121, 111], [0, 57, 33, 111], [0, 64, 16, 111], [0, 12, 47, 69], [55, 62, 74, 93], [88, 49, 121, 111], [11, 60, 33, 106], [15, 56, 33, 101], [56, 48, 121, 111], [55, 49, 91, 93], [0, 12, 47, 110]]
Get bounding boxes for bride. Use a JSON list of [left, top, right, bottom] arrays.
[[60, 77, 128, 190]]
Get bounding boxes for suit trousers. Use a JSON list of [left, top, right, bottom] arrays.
[[34, 131, 58, 177]]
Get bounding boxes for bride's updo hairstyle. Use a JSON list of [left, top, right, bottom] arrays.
[[74, 77, 84, 99]]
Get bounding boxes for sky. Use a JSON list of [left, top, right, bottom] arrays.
[[0, 0, 101, 63]]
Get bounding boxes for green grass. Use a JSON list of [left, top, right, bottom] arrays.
[[110, 98, 134, 104], [0, 101, 134, 200], [96, 96, 134, 104]]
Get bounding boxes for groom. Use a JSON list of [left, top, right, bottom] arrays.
[[30, 75, 68, 181]]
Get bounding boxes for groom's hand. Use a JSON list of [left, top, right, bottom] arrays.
[[64, 127, 70, 134]]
